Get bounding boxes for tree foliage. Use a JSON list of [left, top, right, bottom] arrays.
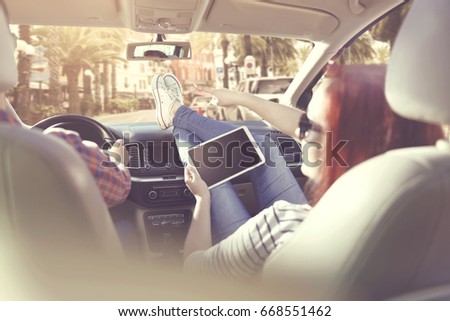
[[232, 35, 298, 76], [16, 25, 32, 121], [338, 32, 375, 64], [47, 26, 61, 106], [336, 3, 411, 65], [371, 2, 411, 45], [191, 33, 300, 78], [32, 27, 127, 114]]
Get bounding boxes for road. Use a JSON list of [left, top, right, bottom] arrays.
[[94, 109, 156, 124]]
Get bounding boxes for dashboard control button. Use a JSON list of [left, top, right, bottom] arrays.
[[183, 188, 192, 197], [148, 190, 158, 199]]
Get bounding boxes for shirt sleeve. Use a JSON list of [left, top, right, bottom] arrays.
[[44, 128, 132, 208], [0, 109, 131, 206], [184, 200, 310, 280]]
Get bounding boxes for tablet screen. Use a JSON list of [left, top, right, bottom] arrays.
[[187, 127, 265, 189]]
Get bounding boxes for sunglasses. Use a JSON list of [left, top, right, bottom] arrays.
[[297, 113, 323, 140]]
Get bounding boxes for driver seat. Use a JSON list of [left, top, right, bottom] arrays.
[[0, 123, 123, 250], [261, 0, 450, 300], [0, 123, 124, 297], [0, 3, 124, 298]]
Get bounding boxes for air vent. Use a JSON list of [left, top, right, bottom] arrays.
[[127, 144, 141, 168]]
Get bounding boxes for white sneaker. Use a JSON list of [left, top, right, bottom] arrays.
[[163, 73, 184, 104], [151, 74, 179, 129]]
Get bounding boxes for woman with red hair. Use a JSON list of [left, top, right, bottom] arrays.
[[151, 66, 442, 279], [301, 64, 443, 205]]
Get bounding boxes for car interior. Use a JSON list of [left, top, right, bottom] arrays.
[[2, 0, 450, 300]]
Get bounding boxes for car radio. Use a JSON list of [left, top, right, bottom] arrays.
[[147, 183, 192, 201], [128, 177, 194, 207]]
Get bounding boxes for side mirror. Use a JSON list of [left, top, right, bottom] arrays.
[[126, 42, 192, 61]]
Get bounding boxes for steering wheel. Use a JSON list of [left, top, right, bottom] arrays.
[[32, 114, 116, 148]]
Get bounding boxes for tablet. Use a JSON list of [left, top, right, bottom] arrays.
[[187, 126, 265, 189]]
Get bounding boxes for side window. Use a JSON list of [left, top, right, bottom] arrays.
[[296, 4, 411, 111], [336, 3, 411, 65]]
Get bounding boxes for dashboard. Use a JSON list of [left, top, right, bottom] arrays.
[[107, 120, 305, 261], [109, 120, 304, 207]]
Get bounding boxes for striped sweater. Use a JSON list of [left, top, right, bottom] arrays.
[[184, 200, 310, 280]]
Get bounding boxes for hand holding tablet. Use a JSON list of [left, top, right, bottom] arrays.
[[187, 126, 265, 189]]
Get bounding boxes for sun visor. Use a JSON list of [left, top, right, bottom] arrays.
[[204, 0, 338, 40], [0, 7, 18, 92], [386, 0, 450, 125]]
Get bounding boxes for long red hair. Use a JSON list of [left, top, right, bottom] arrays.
[[306, 64, 443, 205]]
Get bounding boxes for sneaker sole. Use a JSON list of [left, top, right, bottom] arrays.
[[151, 74, 169, 129]]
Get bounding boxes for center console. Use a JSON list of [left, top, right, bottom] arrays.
[[109, 121, 305, 261], [145, 210, 191, 254]]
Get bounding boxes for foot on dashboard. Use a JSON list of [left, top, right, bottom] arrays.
[[163, 73, 184, 105], [151, 74, 180, 129]]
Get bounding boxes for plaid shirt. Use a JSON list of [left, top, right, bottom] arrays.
[[0, 109, 131, 208]]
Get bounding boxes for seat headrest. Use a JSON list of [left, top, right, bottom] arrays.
[[0, 2, 18, 92], [386, 0, 450, 125]]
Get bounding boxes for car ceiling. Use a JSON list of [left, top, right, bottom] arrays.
[[6, 0, 405, 42]]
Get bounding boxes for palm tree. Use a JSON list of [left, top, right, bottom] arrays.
[[191, 33, 299, 81], [246, 36, 269, 76], [233, 35, 265, 63], [96, 29, 128, 104], [333, 4, 410, 66], [82, 68, 93, 98], [31, 26, 61, 107], [264, 37, 298, 76], [190, 32, 217, 52], [102, 60, 110, 109], [55, 27, 126, 114], [111, 64, 117, 99], [32, 26, 126, 114], [338, 32, 375, 64], [58, 27, 97, 113], [297, 42, 313, 65], [219, 34, 230, 88], [16, 25, 32, 122], [233, 35, 298, 76], [374, 42, 391, 64], [371, 2, 411, 46], [47, 26, 61, 107], [243, 35, 253, 56], [94, 62, 101, 109]]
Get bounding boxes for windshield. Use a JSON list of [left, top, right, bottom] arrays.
[[7, 26, 311, 125], [7, 19, 397, 125]]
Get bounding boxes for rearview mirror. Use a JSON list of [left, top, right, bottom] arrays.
[[126, 42, 192, 61]]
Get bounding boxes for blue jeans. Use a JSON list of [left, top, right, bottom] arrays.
[[174, 106, 307, 244]]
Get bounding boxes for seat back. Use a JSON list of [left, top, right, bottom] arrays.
[[1, 1, 122, 298], [0, 125, 123, 287], [262, 0, 450, 299], [262, 144, 450, 299]]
